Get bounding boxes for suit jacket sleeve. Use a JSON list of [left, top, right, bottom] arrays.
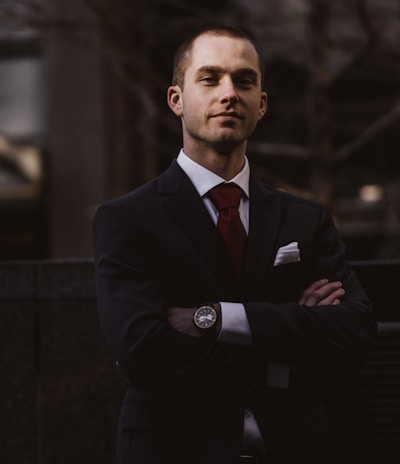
[[93, 201, 253, 390], [244, 204, 377, 364]]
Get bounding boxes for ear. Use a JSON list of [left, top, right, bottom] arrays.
[[258, 91, 268, 120], [167, 85, 183, 117]]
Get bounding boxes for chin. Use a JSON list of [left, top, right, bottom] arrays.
[[215, 132, 245, 147], [212, 140, 240, 155]]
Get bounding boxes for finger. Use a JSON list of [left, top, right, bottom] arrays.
[[298, 279, 328, 305], [307, 281, 342, 306], [316, 288, 345, 306], [302, 281, 343, 306]]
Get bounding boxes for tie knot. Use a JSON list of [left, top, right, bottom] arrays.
[[208, 183, 243, 211]]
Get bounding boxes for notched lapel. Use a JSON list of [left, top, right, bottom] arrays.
[[158, 162, 234, 289], [242, 178, 283, 296]]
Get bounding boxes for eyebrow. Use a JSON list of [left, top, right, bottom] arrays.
[[195, 65, 224, 76], [195, 65, 259, 81]]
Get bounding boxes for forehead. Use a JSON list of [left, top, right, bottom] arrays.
[[187, 34, 261, 76]]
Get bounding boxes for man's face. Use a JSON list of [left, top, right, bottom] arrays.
[[168, 34, 267, 153]]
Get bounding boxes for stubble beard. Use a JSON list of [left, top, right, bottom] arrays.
[[201, 122, 246, 155]]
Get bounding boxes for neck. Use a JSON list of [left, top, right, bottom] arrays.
[[183, 143, 246, 180]]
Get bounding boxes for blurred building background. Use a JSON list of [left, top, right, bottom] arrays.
[[1, 3, 400, 464], [0, 0, 399, 261]]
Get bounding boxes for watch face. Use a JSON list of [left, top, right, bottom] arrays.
[[194, 305, 217, 329]]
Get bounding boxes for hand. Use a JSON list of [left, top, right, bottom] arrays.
[[167, 306, 201, 337], [298, 279, 344, 307]]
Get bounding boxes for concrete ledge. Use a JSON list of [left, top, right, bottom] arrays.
[[0, 259, 123, 464], [0, 259, 399, 464]]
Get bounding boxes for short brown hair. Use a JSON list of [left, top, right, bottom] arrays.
[[172, 26, 265, 89]]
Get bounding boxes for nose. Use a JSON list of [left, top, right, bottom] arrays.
[[220, 77, 239, 104]]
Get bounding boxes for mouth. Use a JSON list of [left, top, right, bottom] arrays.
[[212, 111, 243, 120]]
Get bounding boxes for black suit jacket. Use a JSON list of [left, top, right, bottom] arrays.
[[93, 160, 377, 464]]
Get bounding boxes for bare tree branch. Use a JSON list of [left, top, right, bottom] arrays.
[[335, 102, 400, 162], [248, 142, 309, 159], [251, 102, 400, 167], [356, 0, 379, 41], [328, 0, 380, 86]]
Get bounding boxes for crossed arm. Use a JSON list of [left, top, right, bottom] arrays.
[[167, 278, 345, 338]]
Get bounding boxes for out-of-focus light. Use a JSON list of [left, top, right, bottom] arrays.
[[359, 184, 383, 203]]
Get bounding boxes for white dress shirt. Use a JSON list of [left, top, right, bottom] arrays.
[[176, 150, 252, 345], [176, 150, 264, 451]]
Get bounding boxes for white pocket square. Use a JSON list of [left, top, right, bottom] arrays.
[[273, 241, 301, 266]]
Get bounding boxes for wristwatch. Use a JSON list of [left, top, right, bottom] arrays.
[[193, 304, 218, 332]]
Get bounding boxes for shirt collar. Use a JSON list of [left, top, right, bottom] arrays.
[[176, 149, 250, 198]]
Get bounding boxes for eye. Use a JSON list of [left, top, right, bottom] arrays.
[[234, 70, 258, 89], [236, 77, 256, 89], [200, 76, 219, 85]]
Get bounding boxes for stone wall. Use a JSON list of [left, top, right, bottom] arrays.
[[0, 259, 399, 463], [0, 259, 125, 464]]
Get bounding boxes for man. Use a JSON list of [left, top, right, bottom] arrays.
[[93, 26, 377, 464]]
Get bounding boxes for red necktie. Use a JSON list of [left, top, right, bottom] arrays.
[[208, 183, 247, 280]]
